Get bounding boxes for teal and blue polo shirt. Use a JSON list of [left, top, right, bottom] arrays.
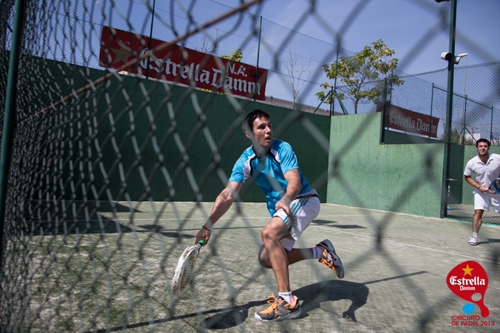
[[229, 139, 313, 216]]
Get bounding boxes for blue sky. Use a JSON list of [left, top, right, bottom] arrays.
[[213, 0, 500, 75], [37, 0, 495, 112]]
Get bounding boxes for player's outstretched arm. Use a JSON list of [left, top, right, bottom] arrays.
[[195, 181, 242, 245]]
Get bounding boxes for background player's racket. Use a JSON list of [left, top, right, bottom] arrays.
[[488, 178, 500, 194], [171, 239, 204, 296]]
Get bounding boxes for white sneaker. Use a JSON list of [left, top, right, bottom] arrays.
[[468, 236, 478, 246]]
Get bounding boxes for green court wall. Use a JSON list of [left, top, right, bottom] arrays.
[[14, 58, 465, 218], [326, 112, 444, 217], [32, 59, 330, 204]]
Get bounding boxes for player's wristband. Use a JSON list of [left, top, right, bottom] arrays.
[[202, 225, 211, 232]]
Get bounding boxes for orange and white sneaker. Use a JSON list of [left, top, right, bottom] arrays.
[[254, 294, 301, 322], [317, 239, 345, 279]]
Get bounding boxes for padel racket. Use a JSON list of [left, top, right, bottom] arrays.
[[171, 239, 204, 296], [488, 178, 500, 194]]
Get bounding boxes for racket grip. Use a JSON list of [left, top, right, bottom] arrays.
[[198, 239, 205, 246]]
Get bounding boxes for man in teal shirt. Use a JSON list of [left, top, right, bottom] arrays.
[[195, 110, 344, 322]]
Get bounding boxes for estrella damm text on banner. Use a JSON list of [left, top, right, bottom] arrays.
[[98, 26, 268, 100]]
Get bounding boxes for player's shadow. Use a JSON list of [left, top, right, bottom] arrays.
[[202, 280, 368, 329], [139, 224, 194, 239], [480, 238, 500, 245], [313, 220, 366, 229], [294, 280, 368, 321], [202, 299, 267, 329]]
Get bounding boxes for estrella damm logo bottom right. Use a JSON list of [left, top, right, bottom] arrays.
[[447, 261, 494, 327]]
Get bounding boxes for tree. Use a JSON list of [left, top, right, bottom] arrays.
[[316, 39, 404, 114], [282, 48, 312, 108], [221, 48, 243, 62]]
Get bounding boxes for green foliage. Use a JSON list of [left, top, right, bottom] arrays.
[[221, 48, 243, 62], [317, 39, 404, 114]]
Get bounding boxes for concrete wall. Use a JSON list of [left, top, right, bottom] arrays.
[[326, 112, 445, 218]]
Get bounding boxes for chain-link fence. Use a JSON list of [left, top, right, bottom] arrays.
[[376, 61, 500, 222], [388, 62, 500, 144], [1, 0, 500, 331]]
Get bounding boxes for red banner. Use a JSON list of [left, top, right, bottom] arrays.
[[381, 104, 440, 138], [99, 26, 267, 100]]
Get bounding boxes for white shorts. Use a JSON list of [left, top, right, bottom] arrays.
[[271, 191, 320, 251], [473, 189, 500, 212]]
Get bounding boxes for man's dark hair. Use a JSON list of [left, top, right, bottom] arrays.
[[476, 138, 490, 147], [244, 110, 270, 133]]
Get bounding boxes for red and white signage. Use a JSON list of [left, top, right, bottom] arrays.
[[447, 261, 489, 318], [99, 26, 268, 100], [380, 104, 440, 138]]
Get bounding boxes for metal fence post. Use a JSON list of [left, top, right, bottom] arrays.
[[254, 15, 262, 102], [461, 95, 467, 144], [440, 0, 458, 218], [380, 78, 388, 144], [0, 0, 25, 278], [491, 106, 494, 142], [145, 0, 156, 79], [332, 46, 340, 116], [329, 86, 334, 116], [429, 83, 434, 138]]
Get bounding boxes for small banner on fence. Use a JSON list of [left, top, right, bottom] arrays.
[[99, 26, 268, 100], [379, 104, 440, 138]]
